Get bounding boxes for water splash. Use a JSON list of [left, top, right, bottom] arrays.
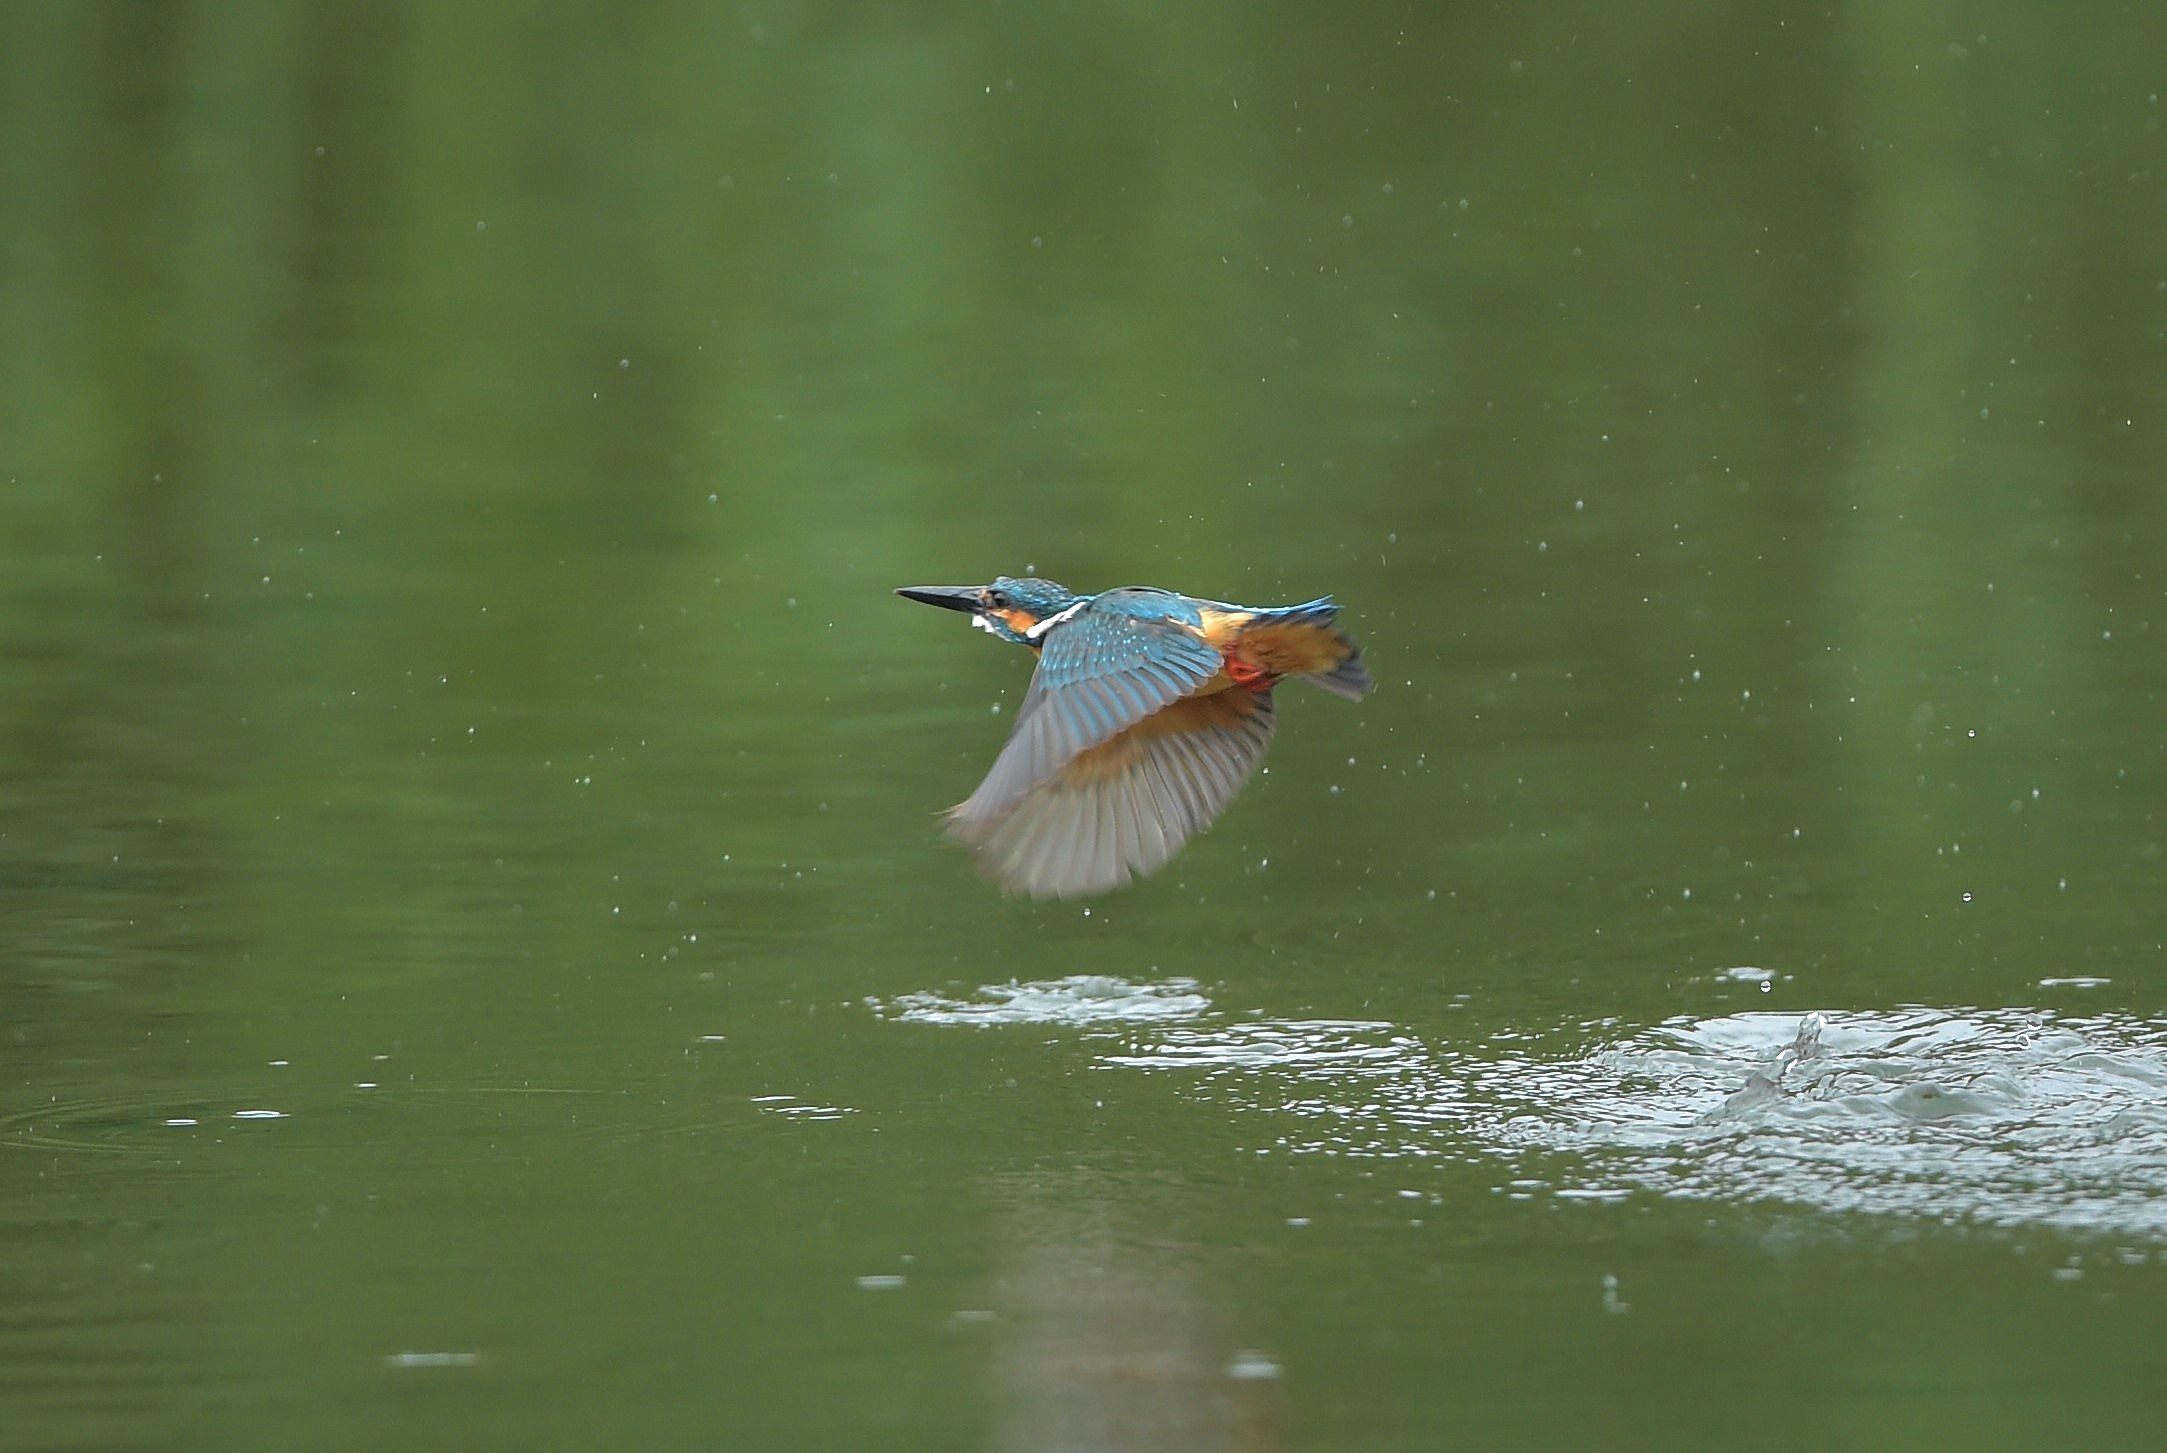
[[880, 975, 1211, 1028], [1099, 1005, 2167, 1239], [1501, 1009, 2167, 1235]]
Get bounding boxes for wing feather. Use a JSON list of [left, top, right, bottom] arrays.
[[950, 592, 1221, 832], [949, 689, 1276, 899]]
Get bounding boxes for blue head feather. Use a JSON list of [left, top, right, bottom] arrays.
[[975, 576, 1080, 644]]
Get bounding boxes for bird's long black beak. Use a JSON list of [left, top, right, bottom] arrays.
[[894, 584, 985, 614]]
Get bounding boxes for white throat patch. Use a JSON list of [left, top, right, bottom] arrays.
[[1022, 602, 1086, 640]]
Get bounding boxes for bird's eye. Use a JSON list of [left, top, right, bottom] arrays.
[[984, 589, 1010, 610]]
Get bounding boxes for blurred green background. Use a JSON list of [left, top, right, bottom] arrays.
[[4, 3, 2166, 1449]]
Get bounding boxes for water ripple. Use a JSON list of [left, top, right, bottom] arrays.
[[1104, 1005, 2167, 1239], [879, 975, 1211, 1028], [1103, 1020, 1409, 1072]]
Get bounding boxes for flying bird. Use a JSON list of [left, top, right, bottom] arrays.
[[895, 576, 1372, 898]]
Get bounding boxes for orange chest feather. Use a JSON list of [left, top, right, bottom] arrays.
[[1060, 689, 1266, 784]]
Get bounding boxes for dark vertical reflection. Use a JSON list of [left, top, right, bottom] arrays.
[[0, 3, 230, 1004], [0, 12, 245, 1444]]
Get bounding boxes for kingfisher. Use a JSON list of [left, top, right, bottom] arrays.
[[895, 576, 1372, 899]]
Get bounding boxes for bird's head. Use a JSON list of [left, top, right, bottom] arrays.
[[894, 576, 1080, 645]]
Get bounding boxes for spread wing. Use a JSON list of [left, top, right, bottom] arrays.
[[950, 687, 1276, 899], [946, 591, 1222, 833]]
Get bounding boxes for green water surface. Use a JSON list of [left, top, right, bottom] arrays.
[[5, 4, 2166, 1449]]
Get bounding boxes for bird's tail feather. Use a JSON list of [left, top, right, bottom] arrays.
[[1303, 648, 1373, 700], [1240, 598, 1372, 699], [1257, 596, 1340, 625]]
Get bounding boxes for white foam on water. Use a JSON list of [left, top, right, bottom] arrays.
[[1094, 1005, 2167, 1239], [879, 975, 1211, 1028]]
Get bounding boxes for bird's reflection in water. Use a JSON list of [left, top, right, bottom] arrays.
[[985, 1174, 1283, 1453]]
